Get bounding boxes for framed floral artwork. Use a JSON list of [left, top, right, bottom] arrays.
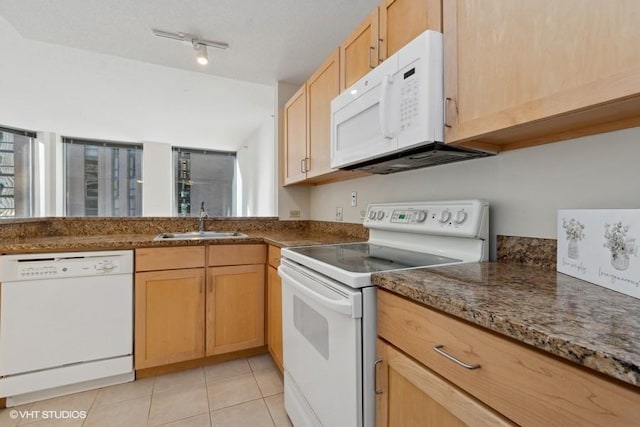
[[558, 209, 639, 299]]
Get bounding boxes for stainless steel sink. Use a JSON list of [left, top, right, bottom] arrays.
[[154, 231, 249, 241]]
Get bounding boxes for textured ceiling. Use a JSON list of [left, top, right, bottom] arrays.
[[0, 0, 379, 85]]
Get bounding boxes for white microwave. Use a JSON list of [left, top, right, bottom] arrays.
[[331, 31, 491, 174]]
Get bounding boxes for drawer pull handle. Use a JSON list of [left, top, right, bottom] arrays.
[[374, 358, 384, 394], [433, 345, 481, 370]]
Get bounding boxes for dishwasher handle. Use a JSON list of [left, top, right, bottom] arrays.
[[279, 266, 356, 317]]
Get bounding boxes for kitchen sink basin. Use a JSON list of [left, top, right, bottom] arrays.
[[154, 231, 249, 241]]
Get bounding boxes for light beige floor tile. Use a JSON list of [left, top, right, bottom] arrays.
[[154, 368, 205, 394], [207, 373, 261, 411], [253, 370, 283, 397], [148, 386, 209, 426], [204, 359, 251, 382], [157, 412, 211, 427], [0, 403, 32, 427], [83, 395, 150, 427], [93, 377, 154, 406], [264, 394, 293, 427], [211, 399, 274, 427], [19, 390, 97, 425], [247, 354, 277, 373]]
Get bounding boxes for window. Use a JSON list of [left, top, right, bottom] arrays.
[[173, 147, 236, 217], [0, 126, 35, 217], [63, 138, 143, 216]]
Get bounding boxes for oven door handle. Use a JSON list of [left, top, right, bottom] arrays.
[[279, 268, 354, 317]]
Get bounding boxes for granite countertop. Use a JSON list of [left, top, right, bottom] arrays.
[[372, 262, 640, 388], [0, 230, 364, 254]]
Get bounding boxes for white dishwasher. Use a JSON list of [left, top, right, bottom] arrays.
[[0, 250, 134, 406]]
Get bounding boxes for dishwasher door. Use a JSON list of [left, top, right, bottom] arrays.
[[0, 274, 133, 376]]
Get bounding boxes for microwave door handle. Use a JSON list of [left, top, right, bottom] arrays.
[[379, 75, 393, 139], [279, 267, 354, 317]]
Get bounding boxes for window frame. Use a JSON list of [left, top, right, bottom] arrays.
[[171, 146, 237, 217], [0, 125, 37, 218], [62, 137, 143, 217]]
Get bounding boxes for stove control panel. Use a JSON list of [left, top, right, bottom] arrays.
[[364, 200, 488, 239]]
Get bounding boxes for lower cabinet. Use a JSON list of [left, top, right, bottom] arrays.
[[267, 264, 284, 372], [376, 339, 510, 427], [134, 244, 266, 370], [266, 245, 284, 373], [377, 289, 640, 426], [134, 268, 206, 370], [206, 264, 265, 355]]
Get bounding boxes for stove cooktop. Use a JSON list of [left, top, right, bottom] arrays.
[[286, 242, 461, 274]]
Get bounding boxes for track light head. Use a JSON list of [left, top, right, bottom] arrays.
[[193, 42, 209, 65]]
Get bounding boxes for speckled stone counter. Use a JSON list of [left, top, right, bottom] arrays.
[[372, 262, 640, 388], [0, 218, 367, 253]]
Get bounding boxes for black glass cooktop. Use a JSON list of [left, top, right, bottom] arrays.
[[288, 243, 461, 273]]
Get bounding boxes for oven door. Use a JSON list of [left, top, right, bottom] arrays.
[[279, 259, 363, 427]]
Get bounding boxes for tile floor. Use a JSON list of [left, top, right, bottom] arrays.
[[0, 354, 292, 427]]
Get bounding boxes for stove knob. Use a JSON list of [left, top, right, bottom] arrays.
[[376, 210, 385, 220], [453, 210, 468, 224], [438, 210, 451, 224], [416, 210, 428, 223], [368, 210, 377, 220]]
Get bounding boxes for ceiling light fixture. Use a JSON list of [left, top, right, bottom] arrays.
[[193, 42, 208, 65], [152, 29, 228, 66]]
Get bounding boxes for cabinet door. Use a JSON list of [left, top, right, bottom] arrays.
[[306, 48, 340, 180], [376, 339, 511, 427], [379, 0, 442, 60], [444, 0, 640, 150], [340, 8, 379, 91], [283, 85, 307, 185], [134, 268, 205, 369], [206, 264, 266, 355], [267, 265, 284, 373]]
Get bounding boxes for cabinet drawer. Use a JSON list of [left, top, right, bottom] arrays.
[[377, 289, 640, 427], [208, 244, 266, 266], [135, 246, 205, 272], [268, 245, 281, 268]]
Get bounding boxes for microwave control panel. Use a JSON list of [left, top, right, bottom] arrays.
[[399, 65, 420, 132]]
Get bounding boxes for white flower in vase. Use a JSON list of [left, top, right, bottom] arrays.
[[603, 222, 636, 271], [563, 218, 585, 259]]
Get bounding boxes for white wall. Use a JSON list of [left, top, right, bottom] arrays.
[[310, 127, 640, 248], [237, 117, 277, 216], [0, 15, 276, 216]]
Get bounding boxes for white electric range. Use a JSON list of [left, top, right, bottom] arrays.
[[278, 200, 489, 427]]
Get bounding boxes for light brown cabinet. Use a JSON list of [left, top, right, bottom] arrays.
[[134, 246, 206, 369], [206, 264, 265, 355], [267, 246, 284, 373], [283, 49, 342, 185], [443, 0, 640, 151], [378, 289, 640, 426], [134, 244, 267, 370], [340, 8, 379, 91], [376, 339, 510, 427], [283, 85, 307, 185], [379, 0, 442, 61]]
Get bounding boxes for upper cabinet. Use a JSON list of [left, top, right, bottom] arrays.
[[444, 0, 640, 151], [306, 49, 341, 181], [379, 0, 442, 60], [283, 49, 362, 185], [283, 85, 307, 185], [340, 9, 379, 91]]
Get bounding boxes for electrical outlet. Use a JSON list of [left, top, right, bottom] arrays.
[[289, 209, 301, 218], [335, 207, 343, 221], [351, 191, 357, 207]]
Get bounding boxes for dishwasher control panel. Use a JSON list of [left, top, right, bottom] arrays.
[[0, 250, 133, 282]]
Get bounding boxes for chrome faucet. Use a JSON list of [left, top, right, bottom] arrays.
[[198, 201, 208, 232]]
